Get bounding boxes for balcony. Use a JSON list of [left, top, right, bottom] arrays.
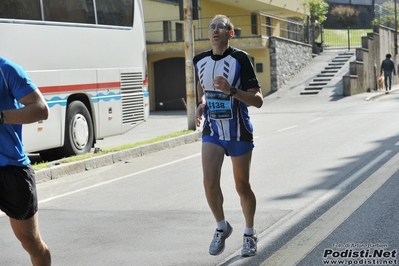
[[145, 12, 309, 54]]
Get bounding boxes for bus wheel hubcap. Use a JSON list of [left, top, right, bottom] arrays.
[[72, 114, 89, 150]]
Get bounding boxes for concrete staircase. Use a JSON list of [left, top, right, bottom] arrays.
[[300, 52, 354, 95]]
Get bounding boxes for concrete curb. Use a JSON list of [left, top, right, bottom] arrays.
[[35, 131, 202, 183], [365, 88, 398, 101]]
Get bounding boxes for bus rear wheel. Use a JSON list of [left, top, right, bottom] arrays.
[[58, 101, 94, 158]]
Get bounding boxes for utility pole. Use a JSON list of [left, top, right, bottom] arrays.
[[184, 0, 196, 130]]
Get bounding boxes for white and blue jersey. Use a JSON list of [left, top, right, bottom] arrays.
[[0, 58, 36, 167], [193, 46, 260, 142]]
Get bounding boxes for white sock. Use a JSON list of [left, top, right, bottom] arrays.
[[244, 227, 254, 236], [217, 219, 227, 231]]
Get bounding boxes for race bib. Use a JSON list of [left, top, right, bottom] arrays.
[[205, 90, 232, 120]]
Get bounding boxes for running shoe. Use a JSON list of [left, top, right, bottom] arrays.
[[209, 221, 233, 255], [241, 232, 257, 257]]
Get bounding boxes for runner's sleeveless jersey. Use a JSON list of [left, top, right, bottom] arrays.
[[193, 46, 261, 142]]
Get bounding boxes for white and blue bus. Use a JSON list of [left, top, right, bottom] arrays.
[[0, 0, 149, 160]]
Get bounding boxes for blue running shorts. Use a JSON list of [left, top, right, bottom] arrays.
[[203, 135, 254, 157]]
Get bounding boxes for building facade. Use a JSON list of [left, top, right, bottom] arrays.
[[143, 0, 309, 110]]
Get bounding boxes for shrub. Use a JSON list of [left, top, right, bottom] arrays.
[[330, 5, 360, 27]]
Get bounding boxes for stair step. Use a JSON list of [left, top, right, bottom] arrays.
[[309, 82, 328, 86], [305, 86, 323, 90], [321, 70, 338, 74], [317, 74, 335, 77], [332, 58, 349, 62], [329, 62, 345, 66], [300, 90, 319, 95], [325, 66, 342, 70], [314, 78, 331, 82]]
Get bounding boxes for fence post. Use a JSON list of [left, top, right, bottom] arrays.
[[308, 16, 311, 44], [347, 26, 351, 51]]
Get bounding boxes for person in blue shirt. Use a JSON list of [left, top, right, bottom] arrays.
[[0, 57, 51, 265], [194, 14, 263, 257]]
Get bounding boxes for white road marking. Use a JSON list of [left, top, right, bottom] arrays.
[[277, 125, 298, 132], [219, 150, 392, 266], [308, 118, 322, 123], [260, 150, 399, 266], [38, 153, 201, 204]]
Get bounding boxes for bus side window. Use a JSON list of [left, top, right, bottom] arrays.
[[69, 9, 93, 24], [0, 0, 41, 20], [42, 0, 95, 24], [96, 0, 133, 27]]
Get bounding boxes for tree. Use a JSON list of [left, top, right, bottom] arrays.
[[303, 0, 329, 24], [330, 5, 360, 27], [375, 1, 398, 29]]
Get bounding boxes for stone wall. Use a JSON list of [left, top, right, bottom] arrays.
[[269, 36, 313, 91], [343, 25, 398, 96]]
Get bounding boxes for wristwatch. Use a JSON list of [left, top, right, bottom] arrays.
[[229, 87, 237, 96]]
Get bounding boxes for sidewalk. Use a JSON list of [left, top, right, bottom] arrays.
[[35, 111, 201, 182], [365, 84, 399, 101]]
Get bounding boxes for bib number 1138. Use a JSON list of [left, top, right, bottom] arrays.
[[205, 90, 233, 120]]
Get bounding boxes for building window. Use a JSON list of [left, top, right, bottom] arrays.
[[251, 13, 258, 35], [176, 22, 183, 41], [163, 21, 172, 42], [266, 17, 272, 37]]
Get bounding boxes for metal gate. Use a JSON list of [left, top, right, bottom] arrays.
[[317, 26, 373, 50]]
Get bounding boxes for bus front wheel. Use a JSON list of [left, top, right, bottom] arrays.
[[59, 101, 94, 158]]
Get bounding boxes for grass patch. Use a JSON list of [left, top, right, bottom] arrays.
[[32, 130, 195, 171], [32, 162, 50, 171]]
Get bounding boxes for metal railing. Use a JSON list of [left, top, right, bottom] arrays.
[[317, 26, 373, 50], [145, 13, 307, 44]]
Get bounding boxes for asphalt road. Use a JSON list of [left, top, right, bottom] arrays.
[[297, 167, 399, 266], [3, 85, 399, 265], [3, 50, 399, 266]]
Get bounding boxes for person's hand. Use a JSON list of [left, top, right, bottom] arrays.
[[212, 75, 231, 95], [196, 103, 205, 127]]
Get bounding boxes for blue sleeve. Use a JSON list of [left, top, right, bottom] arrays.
[[3, 61, 37, 101]]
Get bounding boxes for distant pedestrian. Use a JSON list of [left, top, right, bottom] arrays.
[[0, 57, 51, 265], [380, 53, 396, 93]]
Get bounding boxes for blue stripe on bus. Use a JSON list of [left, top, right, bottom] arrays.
[[45, 96, 67, 107], [45, 92, 122, 108], [91, 92, 122, 103]]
